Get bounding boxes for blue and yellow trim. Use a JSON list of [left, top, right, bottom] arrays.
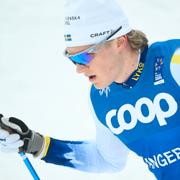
[[172, 55, 180, 64], [43, 136, 51, 157]]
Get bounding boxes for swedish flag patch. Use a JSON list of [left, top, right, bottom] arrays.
[[64, 34, 72, 41]]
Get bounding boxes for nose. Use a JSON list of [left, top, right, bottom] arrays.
[[76, 64, 87, 74]]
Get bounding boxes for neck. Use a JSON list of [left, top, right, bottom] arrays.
[[115, 49, 140, 84]]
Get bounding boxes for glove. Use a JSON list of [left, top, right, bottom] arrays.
[[0, 114, 44, 156]]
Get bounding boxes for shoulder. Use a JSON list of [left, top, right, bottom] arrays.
[[149, 39, 180, 86], [147, 39, 180, 67], [148, 39, 180, 53]]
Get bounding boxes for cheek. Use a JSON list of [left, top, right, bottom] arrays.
[[90, 48, 119, 76], [94, 56, 119, 82], [99, 55, 118, 75]]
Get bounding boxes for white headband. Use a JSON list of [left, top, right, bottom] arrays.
[[64, 0, 132, 47]]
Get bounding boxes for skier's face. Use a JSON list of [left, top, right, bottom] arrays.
[[66, 36, 129, 89]]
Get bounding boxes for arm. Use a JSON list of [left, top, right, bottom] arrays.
[[0, 112, 129, 173], [41, 100, 129, 173], [42, 137, 126, 173]]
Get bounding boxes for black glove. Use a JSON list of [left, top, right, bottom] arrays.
[[0, 114, 44, 155]]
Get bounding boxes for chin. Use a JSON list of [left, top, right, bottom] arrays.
[[93, 82, 110, 90]]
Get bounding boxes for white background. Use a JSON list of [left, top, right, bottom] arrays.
[[0, 0, 179, 179]]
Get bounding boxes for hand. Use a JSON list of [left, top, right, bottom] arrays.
[[0, 114, 44, 155]]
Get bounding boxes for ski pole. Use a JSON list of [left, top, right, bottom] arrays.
[[19, 151, 40, 180]]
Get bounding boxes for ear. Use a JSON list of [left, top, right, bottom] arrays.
[[116, 35, 128, 51]]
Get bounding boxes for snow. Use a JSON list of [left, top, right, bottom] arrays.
[[0, 0, 179, 179]]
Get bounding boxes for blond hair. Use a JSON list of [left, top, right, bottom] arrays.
[[126, 30, 148, 51]]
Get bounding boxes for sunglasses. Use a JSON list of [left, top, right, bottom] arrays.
[[64, 26, 122, 65]]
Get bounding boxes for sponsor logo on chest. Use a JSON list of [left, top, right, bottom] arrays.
[[106, 93, 178, 135], [144, 147, 180, 169]]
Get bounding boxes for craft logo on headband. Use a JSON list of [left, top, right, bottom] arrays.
[[90, 29, 114, 38]]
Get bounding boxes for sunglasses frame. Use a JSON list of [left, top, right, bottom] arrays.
[[64, 26, 122, 65]]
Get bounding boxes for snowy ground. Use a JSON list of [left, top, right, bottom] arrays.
[[0, 0, 179, 179]]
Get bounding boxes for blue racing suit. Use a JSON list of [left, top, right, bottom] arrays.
[[40, 39, 180, 180]]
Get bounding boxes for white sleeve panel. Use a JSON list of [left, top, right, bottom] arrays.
[[170, 48, 180, 86], [89, 97, 129, 170], [95, 117, 129, 169]]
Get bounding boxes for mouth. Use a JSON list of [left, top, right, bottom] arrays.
[[88, 75, 97, 82]]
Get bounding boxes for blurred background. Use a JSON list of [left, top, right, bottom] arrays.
[[0, 0, 179, 179]]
